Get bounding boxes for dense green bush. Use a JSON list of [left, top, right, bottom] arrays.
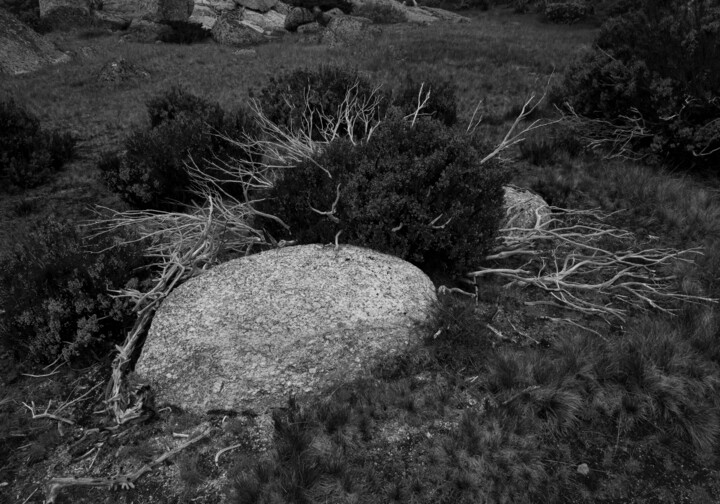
[[351, 1, 406, 23], [394, 74, 459, 127], [159, 20, 212, 44], [100, 88, 258, 210], [259, 110, 508, 276], [0, 99, 76, 190], [252, 66, 390, 141], [0, 219, 148, 364], [555, 0, 720, 169]]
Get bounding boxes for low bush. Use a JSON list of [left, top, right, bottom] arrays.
[[159, 21, 212, 44], [259, 110, 508, 276], [394, 73, 458, 127], [0, 99, 76, 190], [555, 0, 720, 170], [252, 66, 390, 141], [351, 1, 406, 23], [543, 2, 592, 24], [100, 88, 258, 210], [0, 219, 149, 364]]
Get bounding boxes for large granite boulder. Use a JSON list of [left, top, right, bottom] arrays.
[[135, 244, 436, 415], [211, 9, 267, 44], [284, 6, 314, 31], [235, 0, 277, 12], [100, 0, 194, 23], [320, 14, 377, 46], [0, 8, 70, 75]]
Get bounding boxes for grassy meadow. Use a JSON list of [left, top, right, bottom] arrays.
[[3, 5, 720, 504]]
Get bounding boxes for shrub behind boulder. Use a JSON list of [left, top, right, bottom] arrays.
[[260, 110, 508, 276]]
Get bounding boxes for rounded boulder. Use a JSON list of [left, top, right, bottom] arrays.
[[135, 244, 437, 415]]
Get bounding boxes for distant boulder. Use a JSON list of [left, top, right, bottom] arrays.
[[38, 0, 89, 17], [100, 0, 194, 23], [211, 9, 267, 44], [235, 0, 277, 13], [283, 5, 314, 31], [320, 14, 377, 46], [243, 8, 285, 31], [0, 8, 70, 75]]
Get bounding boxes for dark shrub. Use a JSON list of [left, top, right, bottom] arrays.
[[0, 219, 148, 364], [543, 2, 592, 24], [159, 20, 212, 44], [100, 88, 258, 210], [0, 99, 76, 190], [259, 110, 508, 276], [394, 73, 458, 127], [252, 66, 390, 141], [556, 0, 720, 169], [351, 1, 406, 23]]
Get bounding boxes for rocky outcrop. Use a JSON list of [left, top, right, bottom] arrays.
[[235, 0, 277, 12], [243, 8, 285, 31], [284, 6, 314, 31], [211, 9, 267, 45], [320, 14, 377, 46], [0, 8, 69, 75], [38, 0, 88, 17], [99, 0, 194, 23], [189, 5, 219, 28], [135, 244, 436, 415]]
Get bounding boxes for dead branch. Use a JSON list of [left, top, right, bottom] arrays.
[[480, 74, 562, 165], [470, 206, 716, 323], [309, 183, 342, 223], [404, 83, 431, 127], [44, 428, 210, 503], [560, 103, 653, 161], [23, 382, 102, 426], [91, 192, 269, 425], [214, 442, 244, 466]]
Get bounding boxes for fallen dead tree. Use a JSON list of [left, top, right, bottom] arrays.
[[465, 203, 716, 323]]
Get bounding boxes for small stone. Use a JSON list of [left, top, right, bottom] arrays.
[[577, 463, 590, 476]]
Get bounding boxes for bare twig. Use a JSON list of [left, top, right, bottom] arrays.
[[22, 382, 102, 426], [44, 428, 210, 503], [309, 183, 341, 223], [214, 443, 244, 466], [480, 74, 561, 165]]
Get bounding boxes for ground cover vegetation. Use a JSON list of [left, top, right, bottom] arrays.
[[2, 4, 720, 503]]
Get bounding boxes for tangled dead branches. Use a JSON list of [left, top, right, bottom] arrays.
[[468, 203, 716, 323]]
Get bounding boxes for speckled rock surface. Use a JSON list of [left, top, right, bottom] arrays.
[[502, 185, 550, 232], [0, 8, 70, 75], [136, 244, 436, 415]]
